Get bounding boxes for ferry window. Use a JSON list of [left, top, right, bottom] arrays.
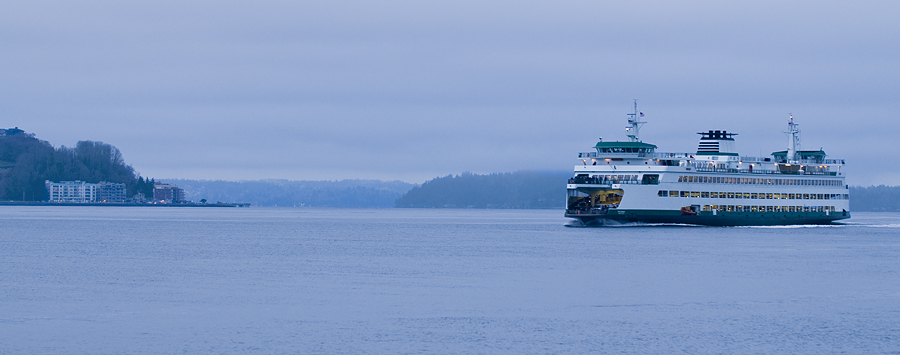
[[711, 205, 718, 210], [703, 205, 710, 211], [678, 176, 683, 182], [765, 193, 773, 199], [788, 193, 795, 199], [701, 192, 709, 198], [642, 174, 660, 185], [734, 193, 742, 199], [658, 190, 667, 197], [743, 193, 751, 199], [691, 191, 700, 198], [710, 192, 718, 198], [751, 206, 758, 212], [844, 194, 849, 199], [803, 194, 810, 199], [751, 193, 758, 199], [727, 205, 733, 212], [670, 191, 678, 197], [681, 191, 688, 197], [817, 194, 824, 199], [726, 192, 734, 198]]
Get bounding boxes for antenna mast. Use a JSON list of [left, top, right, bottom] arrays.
[[785, 114, 801, 163], [625, 99, 646, 142]]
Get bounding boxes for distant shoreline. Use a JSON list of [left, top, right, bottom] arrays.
[[0, 201, 250, 207]]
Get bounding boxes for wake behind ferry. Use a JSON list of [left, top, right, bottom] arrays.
[[566, 101, 850, 226]]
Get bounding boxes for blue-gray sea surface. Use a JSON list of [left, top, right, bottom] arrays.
[[1, 207, 898, 354]]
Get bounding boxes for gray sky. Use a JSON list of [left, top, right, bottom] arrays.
[[3, 0, 898, 185]]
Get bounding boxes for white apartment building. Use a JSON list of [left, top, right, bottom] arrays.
[[45, 180, 97, 203]]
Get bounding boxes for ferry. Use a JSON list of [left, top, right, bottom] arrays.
[[565, 101, 850, 226]]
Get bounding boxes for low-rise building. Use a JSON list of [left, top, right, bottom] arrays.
[[45, 180, 97, 203], [153, 183, 185, 203], [97, 181, 126, 203]]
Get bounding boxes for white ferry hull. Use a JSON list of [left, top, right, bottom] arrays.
[[566, 104, 849, 226]]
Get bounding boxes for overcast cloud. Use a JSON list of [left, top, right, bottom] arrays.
[[2, 0, 898, 185]]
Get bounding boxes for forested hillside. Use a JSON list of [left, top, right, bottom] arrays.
[[395, 171, 568, 208], [850, 185, 900, 212], [0, 129, 152, 201], [166, 179, 415, 207]]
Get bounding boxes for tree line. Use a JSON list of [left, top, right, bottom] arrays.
[[166, 179, 414, 207], [0, 129, 153, 201], [849, 185, 900, 212], [395, 171, 568, 208]]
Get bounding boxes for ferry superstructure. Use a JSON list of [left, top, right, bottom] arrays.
[[565, 101, 850, 226]]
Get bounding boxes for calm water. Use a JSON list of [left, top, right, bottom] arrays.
[[1, 207, 898, 354]]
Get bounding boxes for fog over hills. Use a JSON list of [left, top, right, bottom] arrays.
[[164, 179, 414, 208]]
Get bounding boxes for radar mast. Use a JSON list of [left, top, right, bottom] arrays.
[[785, 114, 801, 163], [625, 99, 646, 142]]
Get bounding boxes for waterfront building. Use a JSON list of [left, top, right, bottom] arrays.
[[153, 184, 185, 203], [97, 181, 126, 203], [45, 180, 97, 203]]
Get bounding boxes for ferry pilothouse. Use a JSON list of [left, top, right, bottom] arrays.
[[565, 101, 850, 226]]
